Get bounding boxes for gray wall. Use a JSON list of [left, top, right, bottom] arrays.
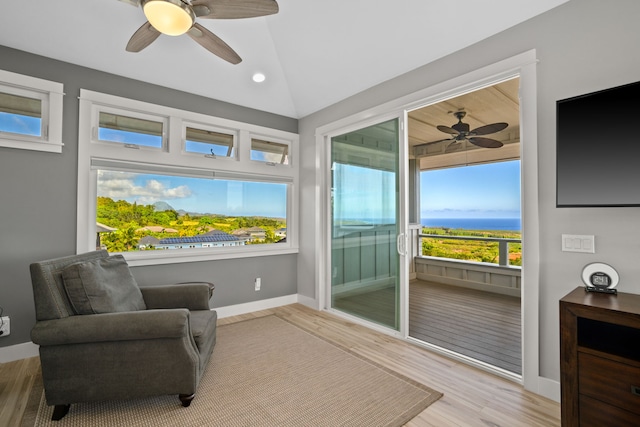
[[4, 0, 640, 386], [0, 46, 298, 348], [298, 0, 640, 383]]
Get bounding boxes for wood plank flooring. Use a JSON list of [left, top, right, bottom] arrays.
[[0, 355, 41, 427], [409, 280, 522, 374], [1, 303, 557, 426]]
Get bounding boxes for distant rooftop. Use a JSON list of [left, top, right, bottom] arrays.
[[159, 234, 239, 244]]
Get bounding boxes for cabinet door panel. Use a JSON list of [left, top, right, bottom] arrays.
[[579, 352, 640, 415]]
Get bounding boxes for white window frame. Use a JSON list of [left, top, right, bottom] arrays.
[[77, 89, 299, 266], [0, 69, 64, 153], [250, 134, 292, 167], [92, 104, 168, 151], [182, 120, 238, 161]]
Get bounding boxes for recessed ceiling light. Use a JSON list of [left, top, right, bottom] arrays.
[[252, 73, 266, 83]]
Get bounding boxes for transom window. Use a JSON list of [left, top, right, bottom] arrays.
[[96, 109, 166, 149], [251, 138, 290, 165], [0, 91, 42, 137], [185, 125, 235, 158], [0, 69, 64, 153]]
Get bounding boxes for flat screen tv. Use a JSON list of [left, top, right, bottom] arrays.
[[556, 80, 640, 207]]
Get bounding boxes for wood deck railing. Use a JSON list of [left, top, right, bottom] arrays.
[[409, 226, 522, 298]]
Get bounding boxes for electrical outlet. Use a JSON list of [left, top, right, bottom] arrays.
[[0, 316, 10, 337], [255, 277, 261, 291]]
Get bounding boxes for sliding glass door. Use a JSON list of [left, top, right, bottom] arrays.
[[330, 118, 401, 330]]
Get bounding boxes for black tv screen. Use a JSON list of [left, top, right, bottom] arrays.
[[556, 80, 640, 207]]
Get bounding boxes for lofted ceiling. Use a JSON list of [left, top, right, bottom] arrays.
[[0, 1, 568, 119]]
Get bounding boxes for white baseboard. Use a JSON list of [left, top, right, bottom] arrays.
[[296, 294, 318, 310], [214, 294, 299, 319], [537, 376, 561, 402], [0, 341, 39, 364]]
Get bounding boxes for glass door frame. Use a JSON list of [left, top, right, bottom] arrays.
[[313, 50, 541, 394], [318, 111, 410, 337]]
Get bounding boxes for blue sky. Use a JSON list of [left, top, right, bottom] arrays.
[[333, 160, 521, 221], [98, 171, 287, 218], [421, 160, 521, 218], [0, 113, 41, 136]]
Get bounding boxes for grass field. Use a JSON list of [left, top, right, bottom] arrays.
[[421, 227, 522, 266]]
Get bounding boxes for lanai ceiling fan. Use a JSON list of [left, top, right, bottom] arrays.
[[117, 0, 279, 64], [427, 110, 508, 150]]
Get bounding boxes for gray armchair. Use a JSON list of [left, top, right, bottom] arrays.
[[29, 250, 217, 421]]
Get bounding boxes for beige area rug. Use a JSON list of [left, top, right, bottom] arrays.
[[24, 315, 442, 426]]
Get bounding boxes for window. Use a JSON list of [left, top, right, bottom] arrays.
[[0, 92, 42, 136], [77, 89, 298, 265], [0, 69, 64, 153], [96, 170, 288, 253], [97, 109, 165, 149], [184, 124, 236, 158], [251, 137, 290, 165]]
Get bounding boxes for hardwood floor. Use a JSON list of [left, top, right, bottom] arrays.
[[0, 355, 41, 426], [1, 303, 559, 426]]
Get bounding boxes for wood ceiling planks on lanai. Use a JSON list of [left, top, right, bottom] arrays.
[[408, 78, 521, 170]]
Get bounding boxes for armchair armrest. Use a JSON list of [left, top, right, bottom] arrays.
[[140, 282, 213, 310], [31, 309, 191, 346]]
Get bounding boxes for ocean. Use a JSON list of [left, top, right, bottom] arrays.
[[421, 217, 521, 231]]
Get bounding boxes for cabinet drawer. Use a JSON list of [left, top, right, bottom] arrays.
[[579, 394, 640, 427], [578, 351, 640, 415]]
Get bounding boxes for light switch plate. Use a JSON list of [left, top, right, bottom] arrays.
[[562, 234, 595, 253]]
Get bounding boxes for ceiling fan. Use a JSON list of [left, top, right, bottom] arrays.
[[118, 0, 279, 64], [428, 110, 508, 149]]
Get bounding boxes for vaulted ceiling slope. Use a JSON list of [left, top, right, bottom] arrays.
[[0, 0, 568, 119]]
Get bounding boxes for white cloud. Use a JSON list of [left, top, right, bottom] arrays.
[[97, 171, 191, 204]]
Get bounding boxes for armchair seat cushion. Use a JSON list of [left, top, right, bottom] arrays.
[[61, 255, 146, 315]]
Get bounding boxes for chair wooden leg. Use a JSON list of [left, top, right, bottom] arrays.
[[179, 393, 195, 407], [51, 404, 70, 421]]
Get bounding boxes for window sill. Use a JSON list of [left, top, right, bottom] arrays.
[[0, 138, 63, 153], [116, 245, 299, 267]]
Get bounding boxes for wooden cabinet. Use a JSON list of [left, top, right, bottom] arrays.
[[560, 287, 640, 426]]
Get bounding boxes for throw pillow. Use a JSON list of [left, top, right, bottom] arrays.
[[62, 255, 147, 314]]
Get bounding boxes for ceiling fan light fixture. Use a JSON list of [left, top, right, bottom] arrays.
[[143, 0, 195, 36]]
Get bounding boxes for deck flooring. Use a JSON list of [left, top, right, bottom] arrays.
[[409, 280, 521, 374], [333, 280, 522, 374]]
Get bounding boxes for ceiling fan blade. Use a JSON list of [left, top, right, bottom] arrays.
[[437, 125, 459, 135], [126, 21, 161, 52], [468, 137, 504, 148], [187, 23, 242, 64], [117, 0, 140, 7], [471, 122, 508, 135], [192, 0, 279, 19]]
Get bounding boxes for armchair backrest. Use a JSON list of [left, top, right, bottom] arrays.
[[30, 250, 110, 321]]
